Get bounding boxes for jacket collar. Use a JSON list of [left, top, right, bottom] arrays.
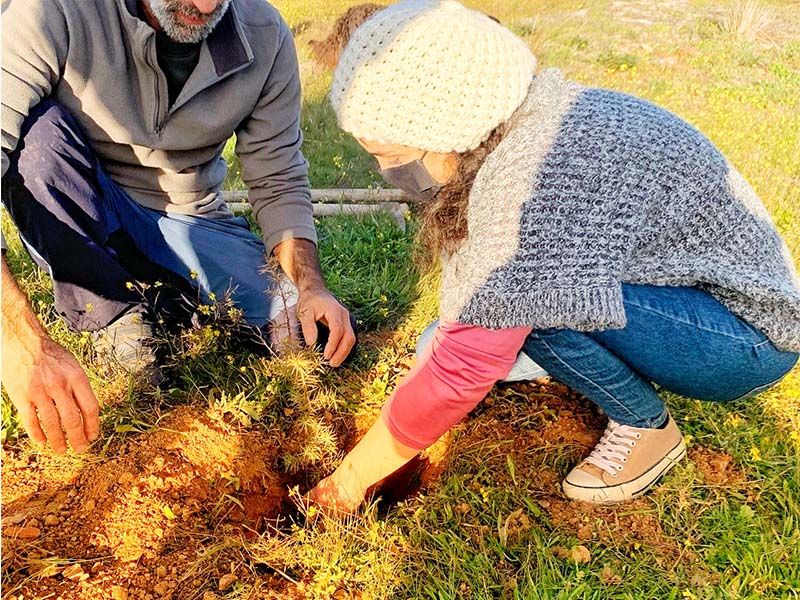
[[121, 0, 253, 77]]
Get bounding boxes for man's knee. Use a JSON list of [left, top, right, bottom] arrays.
[[11, 100, 93, 184], [3, 99, 100, 226]]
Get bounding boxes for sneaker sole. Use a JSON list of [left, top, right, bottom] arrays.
[[562, 439, 687, 504]]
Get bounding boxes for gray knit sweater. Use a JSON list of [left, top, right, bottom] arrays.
[[439, 69, 800, 353]]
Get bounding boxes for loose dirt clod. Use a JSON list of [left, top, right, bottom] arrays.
[[571, 545, 592, 564], [5, 512, 27, 525], [218, 573, 238, 591], [600, 565, 622, 585], [111, 586, 129, 600], [153, 581, 169, 596], [577, 523, 593, 540], [690, 447, 746, 486], [4, 526, 41, 539], [62, 564, 88, 581]]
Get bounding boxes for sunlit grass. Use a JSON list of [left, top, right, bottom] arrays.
[[2, 0, 799, 597]]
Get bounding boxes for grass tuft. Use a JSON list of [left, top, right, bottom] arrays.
[[718, 0, 777, 43]]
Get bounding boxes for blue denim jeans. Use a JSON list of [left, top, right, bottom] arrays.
[[2, 100, 296, 340], [420, 285, 798, 428]]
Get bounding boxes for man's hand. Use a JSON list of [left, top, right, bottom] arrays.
[[3, 336, 99, 453], [296, 286, 356, 367], [273, 238, 356, 367], [2, 258, 99, 453]]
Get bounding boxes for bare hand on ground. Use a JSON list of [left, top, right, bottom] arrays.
[[2, 336, 99, 453], [297, 287, 356, 367], [308, 469, 367, 515]]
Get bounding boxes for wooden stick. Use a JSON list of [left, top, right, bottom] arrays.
[[221, 188, 414, 205], [227, 201, 410, 232]]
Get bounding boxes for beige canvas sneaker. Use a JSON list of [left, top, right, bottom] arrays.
[[562, 415, 686, 504]]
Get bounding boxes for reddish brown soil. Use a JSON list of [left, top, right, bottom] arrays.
[[2, 353, 736, 597], [689, 446, 746, 487], [2, 406, 297, 599], [398, 380, 708, 561]]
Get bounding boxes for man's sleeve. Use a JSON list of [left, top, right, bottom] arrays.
[[234, 20, 315, 255], [2, 0, 69, 177]]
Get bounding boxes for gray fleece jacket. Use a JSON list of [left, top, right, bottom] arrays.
[[1, 0, 315, 253], [440, 69, 800, 353]]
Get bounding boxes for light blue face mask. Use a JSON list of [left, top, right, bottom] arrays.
[[379, 153, 442, 201]]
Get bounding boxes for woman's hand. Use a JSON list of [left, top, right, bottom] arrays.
[[307, 415, 421, 515], [308, 466, 368, 515]]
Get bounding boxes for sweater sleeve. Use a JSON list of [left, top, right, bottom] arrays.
[[234, 18, 315, 254], [381, 321, 532, 450], [1, 0, 69, 177]]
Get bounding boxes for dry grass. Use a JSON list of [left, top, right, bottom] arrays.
[[718, 0, 777, 43]]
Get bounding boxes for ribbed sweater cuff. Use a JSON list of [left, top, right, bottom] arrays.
[[446, 285, 627, 331]]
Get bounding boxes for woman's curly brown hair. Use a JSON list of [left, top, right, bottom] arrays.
[[309, 4, 383, 70], [417, 125, 507, 261]]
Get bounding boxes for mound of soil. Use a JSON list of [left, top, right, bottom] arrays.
[[2, 406, 292, 599], [689, 446, 745, 487]]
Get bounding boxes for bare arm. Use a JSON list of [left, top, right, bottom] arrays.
[[310, 416, 419, 512], [309, 323, 530, 512], [1, 256, 98, 452], [2, 257, 48, 345], [273, 238, 356, 367]]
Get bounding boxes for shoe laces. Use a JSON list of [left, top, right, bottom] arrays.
[[584, 420, 642, 476]]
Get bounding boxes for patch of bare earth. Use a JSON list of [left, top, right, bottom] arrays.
[[2, 331, 754, 597], [2, 406, 297, 599], [689, 446, 746, 487], [391, 380, 747, 564]]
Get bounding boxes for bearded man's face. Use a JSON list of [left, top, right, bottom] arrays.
[[145, 0, 231, 43]]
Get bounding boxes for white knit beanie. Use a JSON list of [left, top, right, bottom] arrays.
[[330, 0, 537, 154]]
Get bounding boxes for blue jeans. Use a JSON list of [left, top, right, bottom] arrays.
[[420, 285, 798, 428], [2, 100, 296, 343]]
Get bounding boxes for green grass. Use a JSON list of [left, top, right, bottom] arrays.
[[3, 0, 800, 598]]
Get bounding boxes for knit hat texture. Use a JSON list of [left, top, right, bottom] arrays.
[[330, 0, 537, 153]]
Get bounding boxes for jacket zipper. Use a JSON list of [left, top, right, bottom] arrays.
[[146, 40, 167, 135]]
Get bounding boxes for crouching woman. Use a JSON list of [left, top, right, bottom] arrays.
[[311, 0, 800, 509]]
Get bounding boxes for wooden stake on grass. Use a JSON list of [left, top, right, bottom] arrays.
[[223, 189, 412, 232], [222, 188, 414, 205]]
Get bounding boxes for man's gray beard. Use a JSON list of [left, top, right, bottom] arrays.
[[146, 0, 231, 44]]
